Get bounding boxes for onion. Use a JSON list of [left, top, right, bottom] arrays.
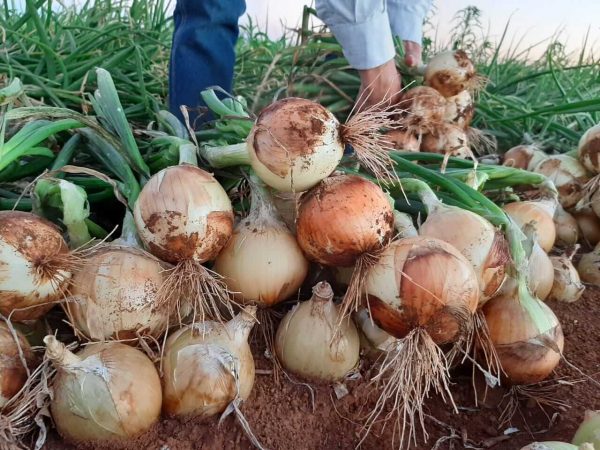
[[0, 211, 73, 321], [275, 282, 359, 382], [573, 209, 600, 246], [424, 50, 485, 97], [503, 145, 548, 171], [503, 201, 556, 252], [397, 86, 447, 133], [420, 123, 472, 159], [443, 90, 474, 128], [385, 129, 421, 151], [521, 443, 585, 450], [247, 97, 397, 192], [578, 123, 600, 174], [354, 308, 396, 353], [65, 245, 172, 340], [134, 164, 235, 320], [534, 155, 590, 208], [577, 246, 600, 285], [548, 255, 584, 303], [554, 205, 579, 247], [44, 336, 162, 444], [498, 242, 554, 301], [0, 322, 31, 408], [162, 306, 256, 417], [572, 410, 600, 448], [482, 290, 563, 384], [214, 181, 309, 306]]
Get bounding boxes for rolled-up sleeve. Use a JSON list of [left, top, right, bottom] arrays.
[[387, 0, 432, 44], [315, 0, 395, 70]]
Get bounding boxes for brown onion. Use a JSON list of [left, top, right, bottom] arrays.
[[397, 86, 446, 133], [385, 129, 420, 152], [578, 123, 600, 174], [420, 123, 472, 159], [548, 255, 584, 303]]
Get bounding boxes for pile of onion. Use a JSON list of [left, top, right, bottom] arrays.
[[0, 322, 31, 408], [134, 153, 235, 321], [361, 236, 479, 445], [44, 336, 162, 444], [275, 281, 360, 382], [0, 211, 74, 321], [296, 174, 394, 318], [214, 178, 308, 307], [424, 50, 485, 98], [534, 155, 590, 208], [503, 144, 548, 171]]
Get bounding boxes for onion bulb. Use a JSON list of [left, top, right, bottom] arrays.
[[65, 245, 173, 340], [499, 242, 554, 301], [578, 123, 600, 174], [577, 245, 600, 285], [44, 336, 161, 444], [418, 190, 509, 301], [548, 255, 584, 303], [554, 205, 579, 247], [385, 129, 420, 152], [162, 306, 256, 417], [0, 322, 31, 408], [420, 123, 472, 159], [573, 410, 600, 448], [275, 282, 359, 381], [443, 90, 474, 128], [424, 50, 484, 97], [482, 291, 563, 384], [534, 155, 590, 208], [247, 97, 397, 192], [503, 145, 548, 171], [0, 211, 73, 321], [296, 175, 394, 267], [134, 164, 235, 320], [397, 86, 447, 133], [214, 181, 308, 307], [354, 308, 396, 354], [574, 209, 600, 246], [364, 236, 479, 342], [503, 201, 556, 252], [521, 443, 588, 450]]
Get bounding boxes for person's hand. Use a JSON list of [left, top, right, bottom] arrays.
[[356, 40, 422, 111]]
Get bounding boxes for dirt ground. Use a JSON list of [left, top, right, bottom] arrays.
[[43, 286, 600, 450]]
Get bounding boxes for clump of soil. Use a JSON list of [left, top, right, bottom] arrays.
[[44, 288, 600, 450]]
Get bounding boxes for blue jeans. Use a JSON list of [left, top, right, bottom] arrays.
[[169, 0, 246, 126]]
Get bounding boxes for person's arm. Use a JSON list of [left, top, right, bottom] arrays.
[[387, 0, 433, 66]]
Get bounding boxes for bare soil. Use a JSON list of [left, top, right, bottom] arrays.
[[44, 287, 600, 450]]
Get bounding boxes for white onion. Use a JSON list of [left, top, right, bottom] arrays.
[[275, 282, 360, 382], [44, 336, 162, 444], [424, 50, 484, 98], [534, 155, 590, 208], [548, 255, 584, 303], [503, 145, 548, 171]]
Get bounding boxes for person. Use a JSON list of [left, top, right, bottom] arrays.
[[168, 0, 432, 125]]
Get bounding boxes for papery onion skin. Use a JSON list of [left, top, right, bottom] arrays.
[[247, 98, 343, 192], [572, 410, 600, 448], [424, 50, 478, 98], [503, 201, 556, 253], [574, 210, 600, 246], [296, 175, 394, 267], [0, 322, 31, 408], [443, 90, 474, 128], [554, 205, 579, 247], [364, 237, 479, 343], [66, 246, 172, 340], [420, 123, 471, 159], [577, 247, 600, 286], [419, 207, 509, 302], [503, 145, 548, 171], [46, 338, 162, 444], [548, 256, 584, 303], [578, 124, 600, 174], [483, 294, 563, 385], [533, 155, 590, 209], [275, 282, 360, 382], [0, 211, 72, 321], [162, 308, 255, 417], [398, 86, 447, 132], [134, 165, 234, 264]]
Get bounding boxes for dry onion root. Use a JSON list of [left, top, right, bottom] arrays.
[[275, 282, 360, 382], [0, 211, 76, 322], [247, 97, 399, 192], [65, 245, 174, 341], [503, 144, 548, 171], [134, 163, 235, 323], [360, 236, 479, 446], [548, 254, 585, 303], [424, 50, 487, 98], [296, 175, 394, 322], [534, 155, 591, 209], [44, 335, 162, 444]]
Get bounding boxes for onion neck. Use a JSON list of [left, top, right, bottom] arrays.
[[226, 306, 257, 344], [247, 172, 285, 230], [199, 142, 251, 168], [44, 335, 80, 367], [115, 210, 142, 247], [393, 211, 418, 238], [178, 143, 199, 166], [396, 178, 443, 214], [310, 281, 334, 316]]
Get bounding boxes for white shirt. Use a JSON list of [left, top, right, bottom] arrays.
[[315, 0, 432, 70]]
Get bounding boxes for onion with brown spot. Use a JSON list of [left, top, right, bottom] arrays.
[[578, 123, 600, 174], [503, 145, 548, 171], [0, 211, 73, 322], [397, 86, 447, 134], [424, 50, 486, 97], [503, 201, 557, 252], [44, 336, 162, 444], [420, 123, 472, 159], [384, 129, 420, 152], [443, 90, 474, 128], [533, 155, 590, 208]]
